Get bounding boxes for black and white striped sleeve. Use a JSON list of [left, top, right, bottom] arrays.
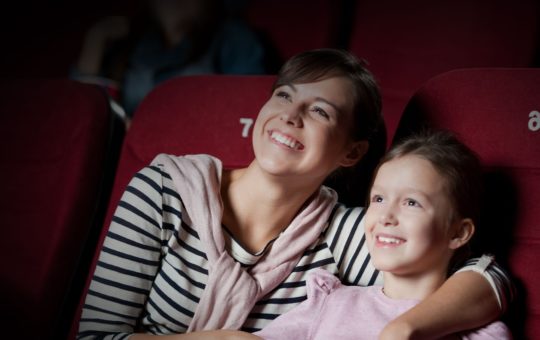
[[455, 255, 515, 312], [324, 205, 382, 287], [77, 165, 172, 339]]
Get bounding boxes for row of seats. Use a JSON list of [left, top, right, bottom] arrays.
[[3, 0, 539, 143], [245, 0, 540, 143], [1, 68, 538, 339], [0, 79, 124, 339]]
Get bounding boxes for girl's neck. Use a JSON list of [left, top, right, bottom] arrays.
[[381, 267, 449, 301], [221, 162, 322, 253]]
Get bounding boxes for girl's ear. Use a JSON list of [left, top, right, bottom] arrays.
[[340, 141, 369, 167], [449, 218, 475, 250]]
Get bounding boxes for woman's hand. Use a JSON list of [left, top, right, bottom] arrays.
[[379, 320, 460, 340], [378, 318, 415, 340]]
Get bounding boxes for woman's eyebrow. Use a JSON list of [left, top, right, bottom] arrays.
[[281, 84, 341, 112], [284, 83, 297, 92], [315, 97, 341, 112]]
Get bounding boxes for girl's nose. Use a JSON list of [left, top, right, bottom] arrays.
[[379, 207, 398, 227]]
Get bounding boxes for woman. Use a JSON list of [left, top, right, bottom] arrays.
[[77, 49, 510, 339]]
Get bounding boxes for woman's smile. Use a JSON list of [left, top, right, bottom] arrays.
[[269, 130, 305, 151]]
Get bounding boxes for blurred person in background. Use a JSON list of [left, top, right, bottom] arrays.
[[73, 0, 267, 121]]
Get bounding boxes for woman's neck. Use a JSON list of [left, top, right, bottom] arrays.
[[221, 163, 322, 253]]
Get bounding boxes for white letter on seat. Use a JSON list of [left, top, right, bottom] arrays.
[[529, 110, 540, 132]]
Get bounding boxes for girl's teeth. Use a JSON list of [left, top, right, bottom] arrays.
[[377, 236, 404, 244]]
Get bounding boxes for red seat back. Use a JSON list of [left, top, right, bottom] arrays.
[[349, 0, 539, 144], [393, 68, 540, 339], [0, 78, 114, 339], [244, 0, 342, 64], [108, 75, 276, 226]]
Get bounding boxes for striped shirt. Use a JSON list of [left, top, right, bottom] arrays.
[[77, 164, 510, 339]]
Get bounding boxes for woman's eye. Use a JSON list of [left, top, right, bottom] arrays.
[[276, 91, 291, 100], [312, 106, 329, 119]]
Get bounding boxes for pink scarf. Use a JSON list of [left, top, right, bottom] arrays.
[[152, 154, 337, 331]]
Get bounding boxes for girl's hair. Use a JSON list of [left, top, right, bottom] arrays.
[[375, 130, 483, 270], [273, 49, 383, 142]]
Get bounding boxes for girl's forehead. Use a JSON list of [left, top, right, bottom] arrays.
[[376, 155, 446, 191]]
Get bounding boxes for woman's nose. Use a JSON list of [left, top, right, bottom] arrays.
[[280, 105, 303, 128]]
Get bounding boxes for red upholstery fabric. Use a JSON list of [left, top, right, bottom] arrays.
[[348, 0, 539, 144], [0, 79, 112, 339], [393, 68, 540, 339], [244, 0, 341, 62]]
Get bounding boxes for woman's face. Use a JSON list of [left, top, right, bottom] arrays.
[[364, 155, 456, 277], [252, 76, 361, 184]]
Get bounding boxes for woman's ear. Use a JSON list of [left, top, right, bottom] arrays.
[[340, 141, 369, 167], [449, 218, 475, 250]]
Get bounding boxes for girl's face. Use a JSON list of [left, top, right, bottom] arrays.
[[364, 155, 457, 277], [252, 76, 363, 184]]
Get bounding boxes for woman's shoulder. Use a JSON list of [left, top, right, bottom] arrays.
[[145, 152, 223, 201], [325, 204, 367, 235], [130, 161, 182, 206]]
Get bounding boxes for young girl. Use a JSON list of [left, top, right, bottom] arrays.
[[254, 130, 511, 339], [77, 50, 510, 339]]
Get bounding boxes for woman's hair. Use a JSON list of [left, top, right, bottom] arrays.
[[374, 130, 483, 270], [273, 49, 383, 142], [273, 49, 384, 205]]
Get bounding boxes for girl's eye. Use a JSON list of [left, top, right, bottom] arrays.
[[405, 199, 421, 207], [371, 195, 383, 203]]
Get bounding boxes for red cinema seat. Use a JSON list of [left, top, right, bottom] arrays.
[[105, 75, 276, 224], [68, 75, 274, 338], [393, 68, 540, 339], [348, 0, 539, 144], [0, 78, 121, 339], [243, 0, 342, 66]]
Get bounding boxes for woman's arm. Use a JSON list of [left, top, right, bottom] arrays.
[[379, 255, 512, 340], [77, 166, 170, 338]]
